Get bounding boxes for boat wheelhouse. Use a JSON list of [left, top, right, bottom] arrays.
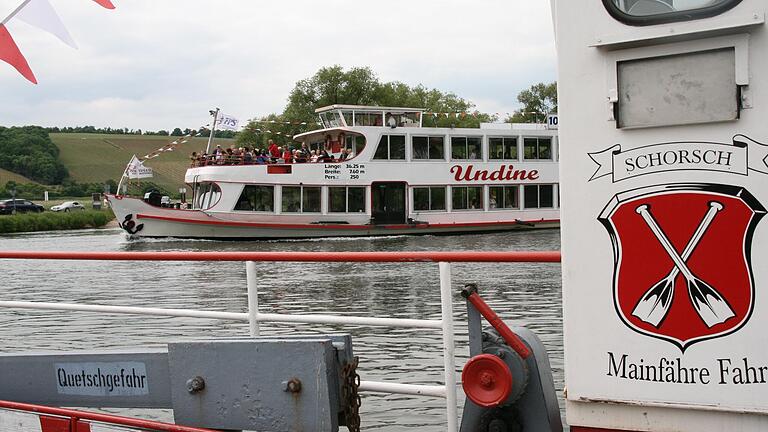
[[109, 105, 560, 239]]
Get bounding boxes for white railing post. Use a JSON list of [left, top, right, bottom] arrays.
[[246, 261, 260, 337], [439, 262, 458, 432]]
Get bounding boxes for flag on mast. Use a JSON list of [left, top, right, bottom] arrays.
[[16, 0, 77, 48], [0, 24, 36, 84], [216, 114, 240, 131], [125, 155, 153, 179]]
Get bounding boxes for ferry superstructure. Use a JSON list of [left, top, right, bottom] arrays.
[[108, 105, 559, 239]]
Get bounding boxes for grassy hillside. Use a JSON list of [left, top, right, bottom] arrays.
[[52, 133, 234, 192], [0, 168, 41, 186]]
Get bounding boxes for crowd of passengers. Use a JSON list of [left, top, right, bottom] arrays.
[[190, 139, 353, 167]]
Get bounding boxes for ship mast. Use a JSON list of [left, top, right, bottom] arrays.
[[205, 108, 219, 154]]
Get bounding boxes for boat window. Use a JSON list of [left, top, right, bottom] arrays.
[[452, 186, 483, 210], [320, 111, 343, 129], [282, 186, 321, 213], [233, 185, 274, 212], [451, 136, 482, 160], [489, 185, 520, 210], [523, 184, 555, 209], [373, 135, 406, 160], [603, 0, 741, 26], [413, 186, 446, 211], [523, 137, 552, 160], [489, 137, 518, 160], [341, 111, 353, 127], [328, 186, 366, 213], [385, 111, 421, 128], [412, 136, 445, 160], [195, 182, 221, 210], [341, 134, 365, 158], [354, 112, 383, 127]]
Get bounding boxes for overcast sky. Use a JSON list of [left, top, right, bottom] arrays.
[[0, 0, 556, 131]]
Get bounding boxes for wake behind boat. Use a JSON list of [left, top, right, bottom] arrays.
[[108, 105, 559, 239]]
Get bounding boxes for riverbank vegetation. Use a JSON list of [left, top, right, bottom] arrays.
[[0, 210, 114, 234]]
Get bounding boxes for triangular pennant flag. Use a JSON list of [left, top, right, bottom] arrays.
[[16, 0, 77, 48], [92, 0, 116, 9], [0, 24, 37, 84]]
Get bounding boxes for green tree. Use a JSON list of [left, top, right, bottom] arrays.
[[0, 126, 68, 184], [508, 82, 558, 123], [276, 65, 494, 131]]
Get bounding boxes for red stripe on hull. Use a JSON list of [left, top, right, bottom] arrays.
[[135, 213, 559, 230]]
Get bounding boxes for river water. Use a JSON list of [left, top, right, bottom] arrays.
[[0, 227, 563, 431]]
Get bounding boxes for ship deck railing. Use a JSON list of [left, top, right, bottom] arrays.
[[0, 250, 562, 432]]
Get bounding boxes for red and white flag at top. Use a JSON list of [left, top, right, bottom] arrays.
[[16, 0, 77, 48], [0, 0, 115, 83], [0, 23, 36, 83], [91, 0, 115, 9]]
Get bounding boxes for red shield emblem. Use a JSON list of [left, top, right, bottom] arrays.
[[599, 184, 766, 350]]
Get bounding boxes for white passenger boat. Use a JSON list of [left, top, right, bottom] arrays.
[[108, 105, 559, 239]]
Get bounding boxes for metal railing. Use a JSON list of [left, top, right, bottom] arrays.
[[0, 400, 217, 432], [0, 250, 561, 432]]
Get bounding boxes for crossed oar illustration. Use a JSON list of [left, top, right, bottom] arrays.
[[631, 201, 735, 328]]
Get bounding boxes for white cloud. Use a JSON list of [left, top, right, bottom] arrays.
[[0, 0, 556, 130]]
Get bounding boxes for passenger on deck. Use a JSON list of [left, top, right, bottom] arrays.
[[282, 147, 292, 164], [214, 145, 224, 164], [269, 140, 280, 162], [320, 150, 333, 163], [243, 148, 253, 164], [256, 150, 269, 164], [310, 150, 319, 163], [190, 151, 198, 167]]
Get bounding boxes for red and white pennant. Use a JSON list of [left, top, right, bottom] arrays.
[[0, 0, 115, 84]]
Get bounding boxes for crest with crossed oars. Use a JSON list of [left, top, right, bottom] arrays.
[[632, 201, 735, 328]]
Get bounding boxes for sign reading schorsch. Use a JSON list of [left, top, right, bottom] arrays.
[[55, 362, 149, 396]]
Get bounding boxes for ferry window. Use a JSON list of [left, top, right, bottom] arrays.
[[523, 137, 552, 160], [412, 136, 445, 160], [234, 185, 273, 212], [603, 0, 742, 25], [196, 182, 222, 210], [386, 111, 421, 128], [329, 186, 366, 212], [342, 111, 353, 127], [282, 186, 320, 213], [373, 135, 406, 160], [523, 184, 554, 209], [413, 186, 446, 211], [354, 112, 383, 127], [320, 112, 343, 128], [489, 137, 518, 160], [489, 186, 519, 209], [451, 137, 482, 160], [452, 186, 483, 210]]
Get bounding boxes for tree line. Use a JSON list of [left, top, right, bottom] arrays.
[[47, 126, 236, 138]]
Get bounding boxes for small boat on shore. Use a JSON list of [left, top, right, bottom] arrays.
[[108, 105, 559, 239]]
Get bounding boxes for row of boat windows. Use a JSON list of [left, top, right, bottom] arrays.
[[373, 135, 554, 161], [220, 184, 558, 213]]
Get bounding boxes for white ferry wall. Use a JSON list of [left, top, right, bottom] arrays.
[[181, 125, 559, 227], [553, 0, 768, 431]]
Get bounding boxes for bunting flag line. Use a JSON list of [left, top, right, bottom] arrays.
[[92, 0, 115, 9], [0, 23, 36, 83], [140, 127, 209, 160], [0, 0, 114, 83], [245, 119, 320, 127], [16, 0, 77, 48]]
